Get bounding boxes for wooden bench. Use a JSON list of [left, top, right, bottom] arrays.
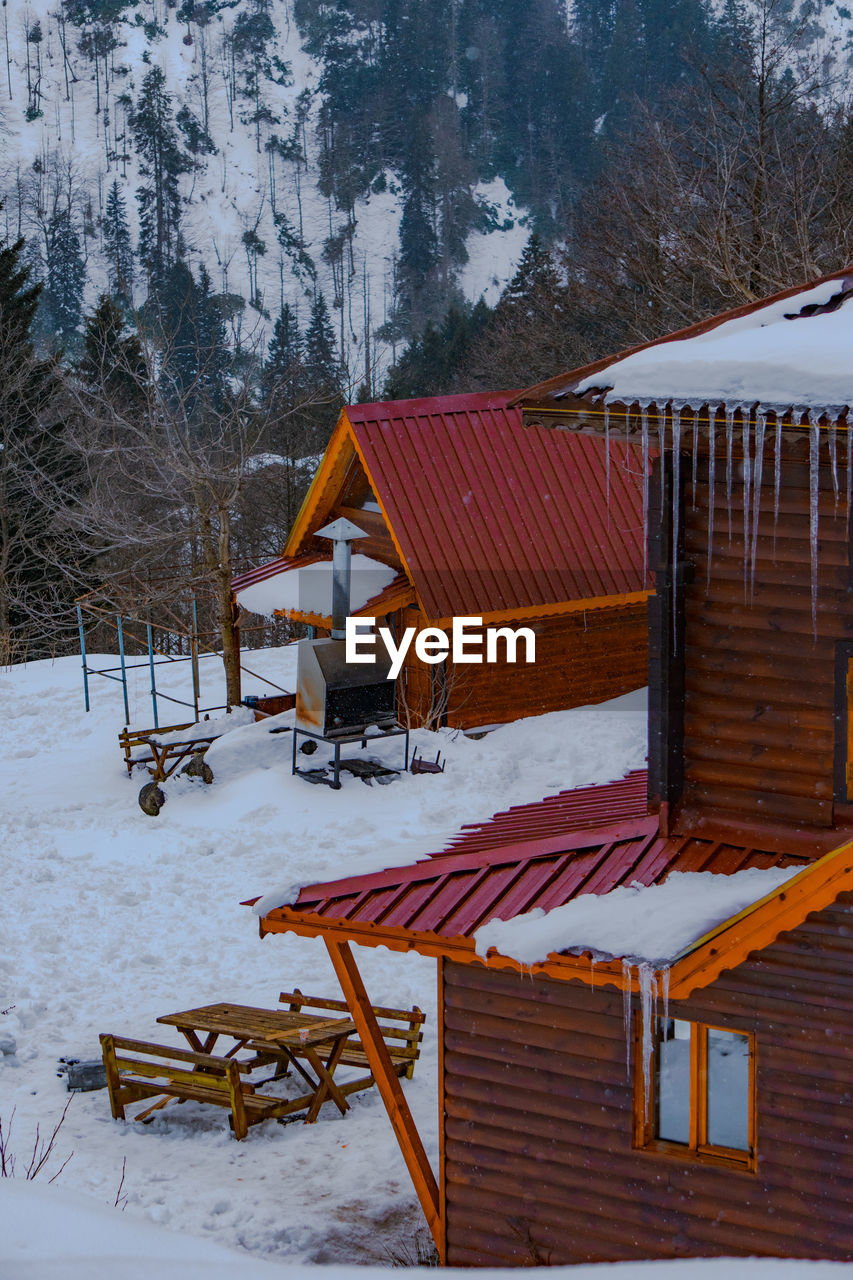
[[118, 724, 219, 780], [280, 990, 424, 1081], [99, 1032, 362, 1140]]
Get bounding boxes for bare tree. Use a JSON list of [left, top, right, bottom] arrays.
[[38, 310, 341, 706], [564, 0, 853, 348]]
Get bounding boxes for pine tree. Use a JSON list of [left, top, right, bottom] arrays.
[[194, 263, 228, 408], [383, 300, 490, 398], [493, 233, 566, 323], [102, 180, 134, 304], [304, 293, 339, 389], [130, 66, 189, 297], [78, 294, 146, 405], [157, 260, 229, 414], [262, 302, 302, 410], [0, 216, 83, 661], [42, 206, 86, 350], [396, 112, 439, 331], [258, 303, 314, 526], [302, 292, 343, 449], [0, 225, 41, 345], [231, 0, 289, 151]]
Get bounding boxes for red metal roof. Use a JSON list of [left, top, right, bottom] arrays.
[[260, 772, 811, 945], [343, 391, 646, 620], [441, 769, 649, 856], [232, 553, 323, 594], [231, 553, 412, 619]]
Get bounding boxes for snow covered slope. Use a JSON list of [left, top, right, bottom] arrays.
[[0, 0, 527, 380]]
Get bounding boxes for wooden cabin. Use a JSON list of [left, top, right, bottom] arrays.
[[232, 391, 649, 729], [249, 272, 853, 1265]]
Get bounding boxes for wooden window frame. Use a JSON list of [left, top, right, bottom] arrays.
[[633, 1016, 757, 1173]]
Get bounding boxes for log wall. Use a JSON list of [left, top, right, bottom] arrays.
[[398, 604, 648, 729], [675, 455, 853, 827], [442, 892, 853, 1265]]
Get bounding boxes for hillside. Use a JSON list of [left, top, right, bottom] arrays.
[[0, 0, 530, 386]]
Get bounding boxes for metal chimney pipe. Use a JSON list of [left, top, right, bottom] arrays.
[[330, 537, 351, 640], [315, 518, 368, 642]]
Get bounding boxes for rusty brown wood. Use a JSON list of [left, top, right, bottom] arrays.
[[440, 902, 853, 1267]]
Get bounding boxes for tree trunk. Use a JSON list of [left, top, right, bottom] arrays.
[[215, 507, 241, 707]]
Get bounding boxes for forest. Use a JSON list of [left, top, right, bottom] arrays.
[[1, 0, 853, 670]]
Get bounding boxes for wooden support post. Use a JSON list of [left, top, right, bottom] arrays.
[[324, 938, 441, 1248]]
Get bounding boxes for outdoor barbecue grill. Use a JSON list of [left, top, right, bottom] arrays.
[[295, 636, 396, 738], [291, 518, 408, 787]]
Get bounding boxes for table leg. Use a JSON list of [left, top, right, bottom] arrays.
[[179, 1028, 217, 1054], [302, 1040, 350, 1122], [292, 728, 298, 775], [332, 743, 341, 790]]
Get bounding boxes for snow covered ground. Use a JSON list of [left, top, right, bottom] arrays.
[[7, 1181, 853, 1280], [0, 645, 646, 1269]]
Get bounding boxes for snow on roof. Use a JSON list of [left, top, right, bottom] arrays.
[[474, 865, 800, 968], [235, 554, 396, 619], [575, 277, 853, 414]]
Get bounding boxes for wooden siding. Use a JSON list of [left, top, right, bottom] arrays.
[[676, 453, 853, 828], [398, 604, 648, 729], [443, 891, 853, 1265]]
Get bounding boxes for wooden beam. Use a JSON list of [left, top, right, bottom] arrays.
[[324, 938, 441, 1246], [284, 414, 354, 557], [433, 590, 652, 629]]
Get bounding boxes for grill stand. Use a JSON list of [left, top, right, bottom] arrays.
[[291, 725, 410, 789]]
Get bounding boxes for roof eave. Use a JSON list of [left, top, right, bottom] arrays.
[[253, 833, 853, 1001], [512, 266, 853, 410]]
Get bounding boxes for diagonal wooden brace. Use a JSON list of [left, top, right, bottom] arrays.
[[324, 938, 441, 1247]]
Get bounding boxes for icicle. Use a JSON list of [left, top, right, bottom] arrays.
[[621, 959, 633, 1081], [749, 411, 766, 599], [691, 406, 699, 508], [829, 422, 839, 507], [604, 403, 611, 513], [639, 962, 657, 1113], [671, 408, 682, 644], [725, 405, 735, 541], [641, 407, 650, 585], [657, 403, 667, 468], [660, 966, 670, 1031], [809, 413, 820, 638], [741, 408, 753, 597], [773, 416, 782, 535], [706, 410, 716, 591]]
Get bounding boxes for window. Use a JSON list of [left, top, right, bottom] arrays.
[[635, 1017, 756, 1170]]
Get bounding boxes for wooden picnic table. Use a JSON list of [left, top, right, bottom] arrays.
[[157, 1003, 358, 1124]]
